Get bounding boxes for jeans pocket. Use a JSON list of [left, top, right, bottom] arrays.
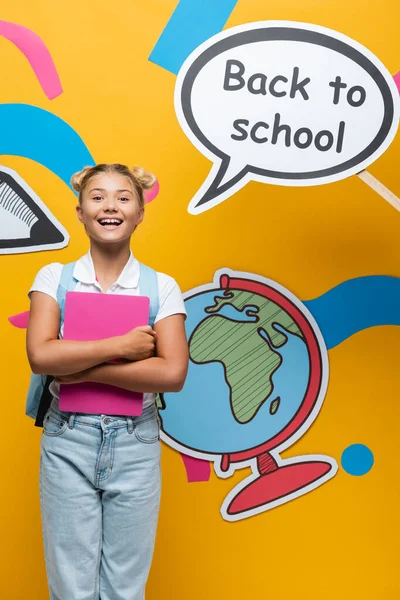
[[43, 413, 68, 437], [134, 416, 160, 444]]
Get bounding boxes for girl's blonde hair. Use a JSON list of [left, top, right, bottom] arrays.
[[71, 163, 156, 208]]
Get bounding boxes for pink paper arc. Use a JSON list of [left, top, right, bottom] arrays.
[[0, 20, 63, 100], [144, 179, 160, 203], [180, 452, 211, 482], [8, 310, 30, 329], [394, 71, 400, 94]]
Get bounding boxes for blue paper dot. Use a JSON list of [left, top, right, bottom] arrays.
[[341, 444, 374, 476]]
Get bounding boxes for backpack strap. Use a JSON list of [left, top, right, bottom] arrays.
[[139, 263, 159, 327], [56, 262, 78, 328], [34, 262, 77, 428]]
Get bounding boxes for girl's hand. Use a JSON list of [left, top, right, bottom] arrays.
[[120, 326, 156, 361], [55, 368, 93, 385]]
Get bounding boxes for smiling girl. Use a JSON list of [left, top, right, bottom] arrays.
[[26, 163, 188, 600]]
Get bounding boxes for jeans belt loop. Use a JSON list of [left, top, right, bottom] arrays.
[[68, 413, 76, 430], [127, 417, 134, 434]]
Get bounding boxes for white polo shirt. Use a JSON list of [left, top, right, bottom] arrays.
[[29, 251, 187, 410]]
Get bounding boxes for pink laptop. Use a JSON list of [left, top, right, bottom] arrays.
[[59, 291, 150, 416]]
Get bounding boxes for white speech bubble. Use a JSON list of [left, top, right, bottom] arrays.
[[175, 21, 399, 214]]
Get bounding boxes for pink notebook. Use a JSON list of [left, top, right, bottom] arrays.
[[59, 291, 150, 416]]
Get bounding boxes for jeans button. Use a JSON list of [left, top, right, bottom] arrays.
[[103, 418, 111, 424]]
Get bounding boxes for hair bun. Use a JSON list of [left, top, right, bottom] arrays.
[[131, 166, 157, 191], [70, 166, 95, 192]]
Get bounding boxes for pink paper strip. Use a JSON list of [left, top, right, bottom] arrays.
[[8, 310, 30, 328], [0, 20, 63, 99], [394, 71, 400, 94], [144, 178, 160, 203], [180, 452, 211, 482]]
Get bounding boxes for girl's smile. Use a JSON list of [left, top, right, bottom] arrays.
[[97, 218, 124, 230]]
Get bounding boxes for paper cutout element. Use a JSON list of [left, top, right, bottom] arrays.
[[180, 453, 211, 482], [0, 19, 62, 99], [394, 71, 400, 94], [144, 178, 160, 203], [175, 21, 399, 214], [0, 166, 68, 254], [303, 275, 400, 348], [341, 444, 374, 476], [0, 104, 94, 192], [149, 0, 238, 74], [159, 269, 336, 521], [8, 311, 29, 328]]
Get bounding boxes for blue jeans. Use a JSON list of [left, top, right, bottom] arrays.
[[40, 398, 161, 600]]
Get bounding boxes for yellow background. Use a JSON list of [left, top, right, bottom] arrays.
[[0, 0, 399, 598]]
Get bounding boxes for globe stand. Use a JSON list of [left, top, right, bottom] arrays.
[[225, 451, 333, 517]]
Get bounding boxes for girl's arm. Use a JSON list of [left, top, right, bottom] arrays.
[[57, 314, 189, 393], [27, 292, 156, 376]]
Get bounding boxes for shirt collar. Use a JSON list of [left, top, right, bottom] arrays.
[[73, 250, 140, 289]]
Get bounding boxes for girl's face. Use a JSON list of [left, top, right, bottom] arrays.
[[76, 173, 144, 245]]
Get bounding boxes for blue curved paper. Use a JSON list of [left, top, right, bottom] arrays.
[[0, 104, 94, 190], [304, 276, 400, 349], [149, 0, 238, 74]]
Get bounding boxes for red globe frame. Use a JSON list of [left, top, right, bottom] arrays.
[[217, 273, 324, 472]]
